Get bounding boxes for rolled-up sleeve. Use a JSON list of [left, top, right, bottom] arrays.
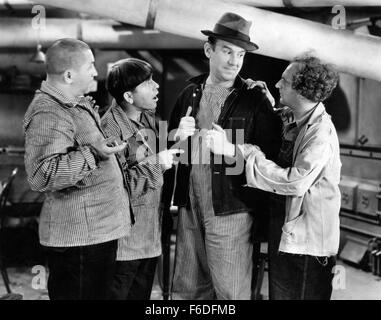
[[24, 108, 97, 192], [240, 133, 332, 197]]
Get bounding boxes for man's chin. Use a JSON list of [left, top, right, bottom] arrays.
[[87, 80, 98, 93], [221, 74, 237, 82], [144, 105, 157, 112]]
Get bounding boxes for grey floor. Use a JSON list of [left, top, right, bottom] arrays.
[[1, 251, 380, 300]]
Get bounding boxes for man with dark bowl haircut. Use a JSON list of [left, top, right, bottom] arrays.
[[24, 38, 132, 300], [207, 55, 341, 300]]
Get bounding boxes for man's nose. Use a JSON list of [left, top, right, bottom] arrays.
[[275, 80, 281, 88], [229, 54, 239, 65]]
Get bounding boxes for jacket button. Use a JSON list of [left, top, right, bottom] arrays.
[[273, 189, 277, 193], [192, 93, 196, 97]]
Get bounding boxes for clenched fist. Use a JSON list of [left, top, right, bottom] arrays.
[[205, 123, 235, 157], [157, 149, 184, 170]]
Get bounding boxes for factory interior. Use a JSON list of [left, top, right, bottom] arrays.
[[0, 0, 381, 300]]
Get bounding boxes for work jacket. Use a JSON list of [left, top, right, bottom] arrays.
[[241, 103, 341, 256], [163, 74, 282, 216]]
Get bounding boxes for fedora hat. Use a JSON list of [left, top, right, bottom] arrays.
[[201, 12, 258, 51]]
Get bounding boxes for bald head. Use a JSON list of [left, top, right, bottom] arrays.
[[46, 38, 91, 75]]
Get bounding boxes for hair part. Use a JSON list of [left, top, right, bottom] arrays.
[[45, 38, 91, 75], [291, 55, 339, 103], [106, 58, 153, 104]]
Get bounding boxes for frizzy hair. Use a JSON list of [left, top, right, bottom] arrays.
[[291, 55, 339, 103]]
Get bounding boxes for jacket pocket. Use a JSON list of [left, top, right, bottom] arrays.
[[282, 210, 305, 237]]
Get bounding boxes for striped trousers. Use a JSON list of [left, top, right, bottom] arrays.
[[171, 165, 253, 300]]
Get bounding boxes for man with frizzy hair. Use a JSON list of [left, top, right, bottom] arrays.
[[24, 38, 131, 300], [207, 55, 341, 300]]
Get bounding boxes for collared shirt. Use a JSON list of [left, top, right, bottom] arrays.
[[239, 103, 341, 256], [191, 84, 231, 164], [190, 84, 232, 216], [41, 81, 102, 124], [295, 103, 318, 129], [24, 81, 131, 247], [41, 81, 80, 106], [101, 104, 163, 260]]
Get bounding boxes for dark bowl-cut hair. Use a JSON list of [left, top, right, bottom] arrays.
[[106, 58, 153, 104], [46, 38, 90, 75], [291, 56, 339, 103]]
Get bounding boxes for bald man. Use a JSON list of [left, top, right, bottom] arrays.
[[24, 38, 132, 300]]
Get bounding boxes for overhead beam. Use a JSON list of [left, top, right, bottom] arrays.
[[218, 0, 381, 7], [0, 18, 203, 49], [32, 0, 381, 82]]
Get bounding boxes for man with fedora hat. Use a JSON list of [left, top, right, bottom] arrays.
[[163, 12, 282, 299]]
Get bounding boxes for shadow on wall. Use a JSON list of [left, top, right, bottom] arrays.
[[325, 83, 351, 132]]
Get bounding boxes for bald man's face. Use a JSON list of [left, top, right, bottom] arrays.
[[71, 49, 98, 96]]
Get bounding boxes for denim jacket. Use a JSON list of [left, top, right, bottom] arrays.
[[240, 103, 341, 256], [101, 104, 163, 260], [162, 74, 282, 216]]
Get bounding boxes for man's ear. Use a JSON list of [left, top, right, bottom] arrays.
[[63, 70, 74, 84], [204, 42, 212, 59], [123, 91, 134, 104]]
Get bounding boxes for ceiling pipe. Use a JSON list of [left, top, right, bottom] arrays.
[[2, 0, 380, 10], [0, 0, 34, 10], [218, 0, 381, 7], [33, 0, 381, 82], [0, 18, 203, 49]]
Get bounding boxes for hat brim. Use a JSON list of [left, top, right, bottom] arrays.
[[201, 30, 259, 51]]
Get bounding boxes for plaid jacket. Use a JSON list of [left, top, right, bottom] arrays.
[[24, 81, 132, 247]]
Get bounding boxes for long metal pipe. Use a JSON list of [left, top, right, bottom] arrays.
[[2, 0, 379, 10], [0, 0, 33, 10], [33, 0, 381, 82], [0, 18, 202, 49], [219, 0, 381, 7]]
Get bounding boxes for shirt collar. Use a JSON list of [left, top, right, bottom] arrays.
[[188, 73, 245, 91], [40, 81, 91, 108], [295, 102, 324, 129]]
